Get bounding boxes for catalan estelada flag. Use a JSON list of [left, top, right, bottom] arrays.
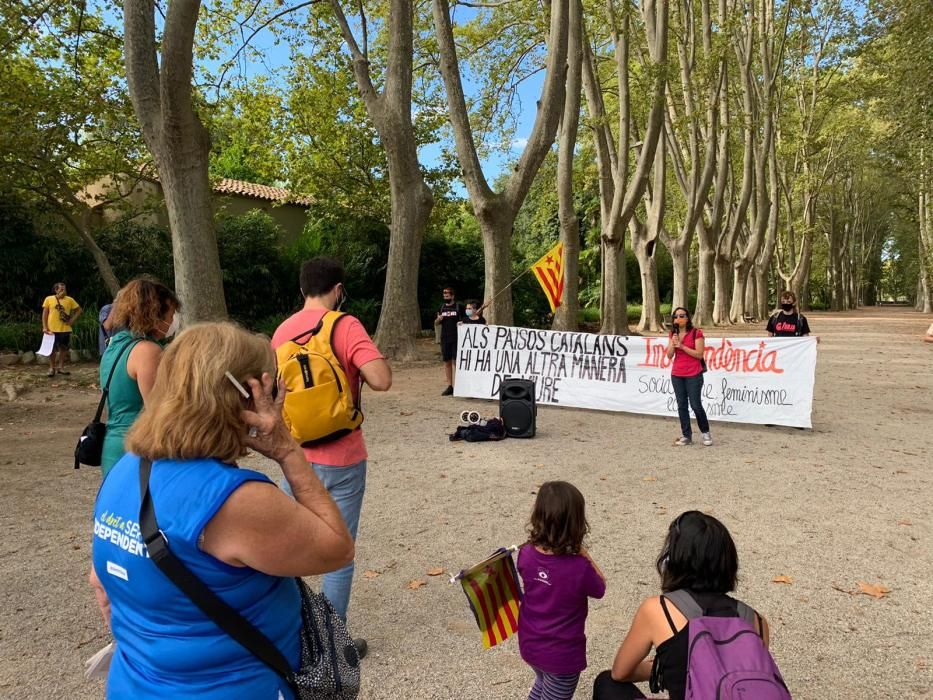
[[455, 548, 522, 648], [532, 241, 565, 312]]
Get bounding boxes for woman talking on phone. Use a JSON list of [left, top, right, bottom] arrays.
[[89, 323, 354, 699], [666, 308, 712, 447]]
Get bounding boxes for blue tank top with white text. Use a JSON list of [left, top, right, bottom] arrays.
[[92, 453, 300, 699]]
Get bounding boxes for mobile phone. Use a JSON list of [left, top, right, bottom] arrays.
[[225, 371, 279, 401], [225, 371, 250, 398]]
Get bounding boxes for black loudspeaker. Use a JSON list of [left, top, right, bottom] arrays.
[[499, 378, 536, 438]]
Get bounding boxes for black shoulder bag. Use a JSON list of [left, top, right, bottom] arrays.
[[74, 339, 139, 469], [137, 458, 361, 699]]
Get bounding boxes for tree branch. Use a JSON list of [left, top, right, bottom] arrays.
[[123, 0, 163, 140]]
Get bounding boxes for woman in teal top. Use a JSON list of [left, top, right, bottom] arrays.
[[99, 278, 180, 479]]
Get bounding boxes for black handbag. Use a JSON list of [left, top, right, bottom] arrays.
[[74, 340, 139, 469], [138, 458, 361, 699]]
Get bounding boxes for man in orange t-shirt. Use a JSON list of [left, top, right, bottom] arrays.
[[272, 257, 391, 657]]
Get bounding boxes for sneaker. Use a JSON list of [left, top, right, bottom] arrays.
[[441, 385, 454, 396], [46, 369, 55, 377], [673, 436, 692, 446], [57, 369, 70, 375], [352, 638, 368, 660], [701, 432, 713, 446]]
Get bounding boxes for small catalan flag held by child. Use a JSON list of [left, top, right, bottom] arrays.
[[453, 547, 522, 648]]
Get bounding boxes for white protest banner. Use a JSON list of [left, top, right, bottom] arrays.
[[454, 325, 817, 428]]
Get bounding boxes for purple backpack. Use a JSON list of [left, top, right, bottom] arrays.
[[662, 590, 791, 700]]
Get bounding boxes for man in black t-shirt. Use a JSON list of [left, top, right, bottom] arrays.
[[435, 287, 465, 395], [766, 290, 811, 337]]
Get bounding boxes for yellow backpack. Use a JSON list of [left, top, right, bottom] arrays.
[[275, 311, 363, 445]]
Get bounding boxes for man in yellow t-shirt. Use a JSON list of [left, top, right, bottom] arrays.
[[41, 282, 82, 377]]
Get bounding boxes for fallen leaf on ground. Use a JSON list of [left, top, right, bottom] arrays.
[[362, 570, 381, 579], [534, 463, 544, 467], [399, 411, 414, 416], [772, 575, 793, 584], [897, 519, 912, 526], [894, 469, 908, 474], [426, 567, 445, 576], [831, 582, 853, 594], [406, 579, 427, 590], [642, 476, 658, 482], [856, 582, 891, 599], [599, 475, 607, 481]]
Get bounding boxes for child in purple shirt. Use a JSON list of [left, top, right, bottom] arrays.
[[517, 481, 607, 700]]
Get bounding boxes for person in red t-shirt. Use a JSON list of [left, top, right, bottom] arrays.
[[272, 257, 391, 659], [666, 307, 711, 447]]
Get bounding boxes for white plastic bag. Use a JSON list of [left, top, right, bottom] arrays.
[[84, 641, 114, 680]]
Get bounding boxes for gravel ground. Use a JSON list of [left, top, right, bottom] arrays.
[[0, 306, 931, 699]]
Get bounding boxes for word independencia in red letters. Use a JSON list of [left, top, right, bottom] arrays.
[[638, 338, 785, 374]]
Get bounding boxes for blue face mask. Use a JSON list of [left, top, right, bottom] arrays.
[[465, 309, 475, 318]]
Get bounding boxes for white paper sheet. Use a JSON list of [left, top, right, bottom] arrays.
[[37, 333, 55, 356]]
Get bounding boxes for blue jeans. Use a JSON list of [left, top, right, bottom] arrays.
[[282, 460, 366, 620], [671, 373, 710, 439]]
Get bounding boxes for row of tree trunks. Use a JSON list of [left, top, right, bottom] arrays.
[[580, 0, 669, 336]]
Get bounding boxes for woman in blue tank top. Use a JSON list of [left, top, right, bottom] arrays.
[[90, 323, 356, 699]]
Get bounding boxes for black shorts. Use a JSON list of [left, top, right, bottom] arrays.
[[441, 340, 457, 362], [53, 332, 71, 351]]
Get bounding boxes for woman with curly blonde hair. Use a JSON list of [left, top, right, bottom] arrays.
[[98, 277, 179, 479]]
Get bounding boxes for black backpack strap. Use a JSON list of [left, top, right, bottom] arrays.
[[137, 458, 295, 684], [288, 318, 325, 344], [658, 595, 678, 634], [663, 589, 704, 620], [287, 312, 347, 345]]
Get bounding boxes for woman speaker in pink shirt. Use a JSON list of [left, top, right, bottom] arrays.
[[666, 307, 712, 447]]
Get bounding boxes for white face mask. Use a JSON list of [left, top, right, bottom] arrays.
[[165, 312, 180, 338]]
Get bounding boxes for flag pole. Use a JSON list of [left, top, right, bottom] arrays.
[[449, 545, 520, 584], [485, 268, 533, 305]]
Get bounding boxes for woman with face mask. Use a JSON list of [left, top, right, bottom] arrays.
[[766, 291, 811, 337], [665, 307, 712, 447], [98, 278, 180, 480]]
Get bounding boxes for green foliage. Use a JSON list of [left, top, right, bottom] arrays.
[[216, 212, 296, 327], [418, 230, 486, 328], [288, 214, 392, 305], [0, 321, 41, 352], [0, 198, 50, 317], [0, 194, 99, 316], [92, 222, 175, 301], [70, 305, 101, 353], [0, 3, 144, 230], [207, 77, 289, 186]]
